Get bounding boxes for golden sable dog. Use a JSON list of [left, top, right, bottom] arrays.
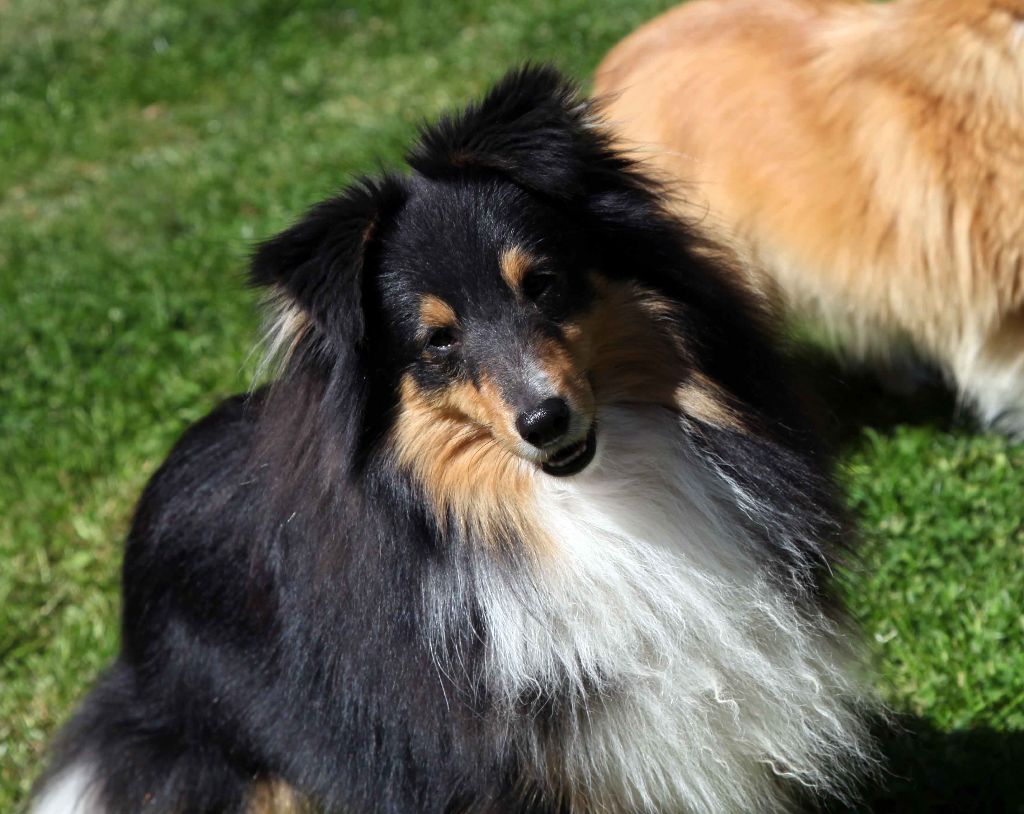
[[595, 0, 1024, 435]]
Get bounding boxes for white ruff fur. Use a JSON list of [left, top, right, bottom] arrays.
[[434, 405, 873, 813], [31, 762, 102, 814]]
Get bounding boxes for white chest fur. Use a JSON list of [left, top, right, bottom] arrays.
[[468, 406, 872, 812]]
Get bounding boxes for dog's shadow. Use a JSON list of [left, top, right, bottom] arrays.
[[788, 348, 966, 449], [788, 353, 1022, 811], [829, 715, 1024, 813]]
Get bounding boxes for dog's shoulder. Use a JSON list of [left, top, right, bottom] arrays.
[[139, 389, 264, 506], [122, 389, 268, 581]]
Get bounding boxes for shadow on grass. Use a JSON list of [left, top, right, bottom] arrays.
[[831, 715, 1024, 813], [786, 350, 1023, 811], [788, 347, 967, 450]]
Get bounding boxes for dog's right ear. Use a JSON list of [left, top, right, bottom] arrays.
[[406, 65, 591, 199], [250, 175, 406, 354]]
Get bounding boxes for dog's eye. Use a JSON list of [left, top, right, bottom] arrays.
[[425, 327, 458, 352], [522, 271, 565, 309]]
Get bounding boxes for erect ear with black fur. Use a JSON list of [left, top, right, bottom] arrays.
[[406, 64, 609, 200], [250, 175, 406, 358], [406, 63, 665, 230]]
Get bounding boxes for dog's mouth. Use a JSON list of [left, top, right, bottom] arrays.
[[541, 426, 597, 477]]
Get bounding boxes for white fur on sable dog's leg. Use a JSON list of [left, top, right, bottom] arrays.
[[955, 339, 1024, 439]]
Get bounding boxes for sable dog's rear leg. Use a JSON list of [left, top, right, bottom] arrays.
[[956, 308, 1024, 437]]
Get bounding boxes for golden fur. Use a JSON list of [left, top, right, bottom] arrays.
[[595, 0, 1024, 433], [392, 373, 539, 548]]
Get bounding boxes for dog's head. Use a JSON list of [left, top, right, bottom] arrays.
[[380, 182, 601, 477], [251, 66, 792, 530]]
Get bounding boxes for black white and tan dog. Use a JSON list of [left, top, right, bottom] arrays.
[[32, 66, 874, 814]]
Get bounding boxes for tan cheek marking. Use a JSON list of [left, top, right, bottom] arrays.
[[675, 371, 747, 431], [581, 279, 688, 407], [581, 277, 749, 431], [392, 376, 549, 555], [499, 245, 535, 291], [475, 375, 525, 447], [535, 336, 595, 420], [419, 294, 458, 330], [428, 375, 523, 450]]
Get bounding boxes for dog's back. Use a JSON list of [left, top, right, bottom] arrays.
[[596, 0, 1024, 433]]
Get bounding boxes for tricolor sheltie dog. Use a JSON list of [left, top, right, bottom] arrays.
[[33, 67, 873, 814], [596, 0, 1024, 436]]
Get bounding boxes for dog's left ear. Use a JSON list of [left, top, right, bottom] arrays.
[[407, 64, 616, 201], [250, 175, 406, 353]]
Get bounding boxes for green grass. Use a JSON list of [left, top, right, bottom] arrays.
[[1, 1, 1021, 810]]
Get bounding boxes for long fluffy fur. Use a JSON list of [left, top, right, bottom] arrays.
[[33, 66, 874, 814], [595, 0, 1024, 434], [428, 406, 871, 812]]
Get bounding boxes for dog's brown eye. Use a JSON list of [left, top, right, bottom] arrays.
[[426, 327, 458, 351], [522, 272, 563, 306]]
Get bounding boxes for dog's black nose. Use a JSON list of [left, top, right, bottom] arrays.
[[516, 397, 571, 448]]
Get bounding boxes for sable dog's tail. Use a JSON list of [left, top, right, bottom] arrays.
[[30, 661, 254, 814]]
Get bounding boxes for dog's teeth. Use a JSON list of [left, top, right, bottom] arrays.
[[550, 441, 585, 467]]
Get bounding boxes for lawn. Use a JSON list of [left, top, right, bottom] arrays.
[[1, 0, 1021, 810]]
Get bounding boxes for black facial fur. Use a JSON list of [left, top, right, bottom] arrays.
[[377, 178, 595, 411]]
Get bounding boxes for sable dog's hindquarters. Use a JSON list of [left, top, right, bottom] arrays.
[[33, 66, 875, 814], [595, 0, 1024, 436]]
